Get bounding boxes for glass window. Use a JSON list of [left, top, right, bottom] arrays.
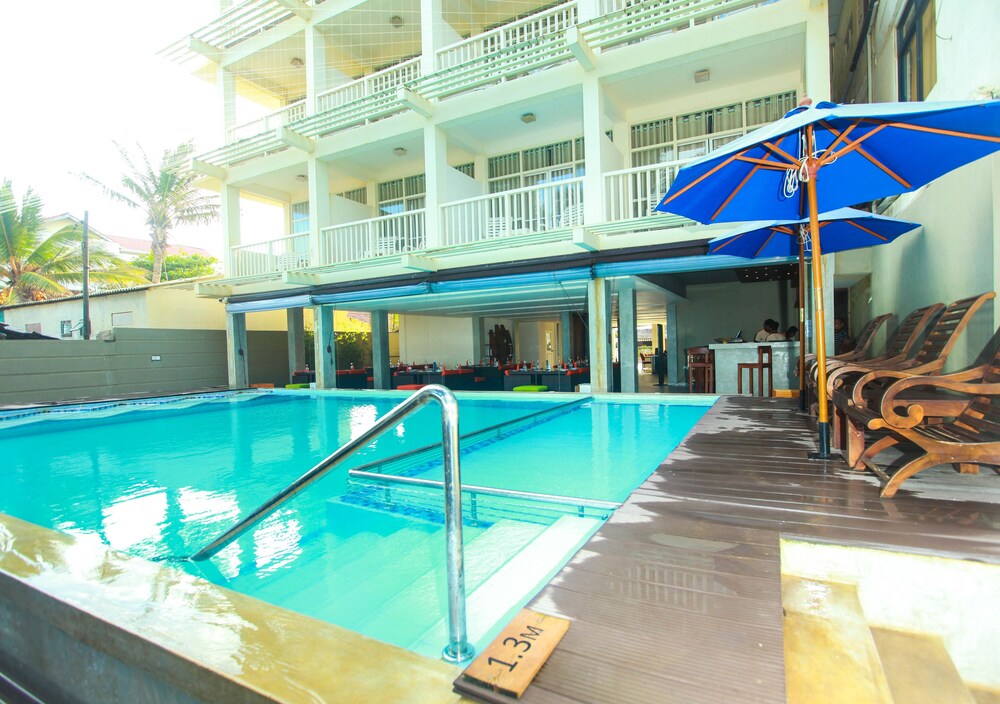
[[111, 311, 134, 327], [291, 202, 309, 234], [60, 320, 73, 338], [898, 0, 936, 101]]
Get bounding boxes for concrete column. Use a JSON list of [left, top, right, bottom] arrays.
[[420, 0, 461, 75], [307, 157, 331, 265], [575, 0, 601, 22], [372, 310, 392, 390], [221, 183, 241, 276], [423, 125, 449, 248], [471, 317, 485, 364], [217, 65, 237, 143], [618, 286, 638, 393], [581, 77, 606, 225], [560, 311, 573, 362], [313, 305, 337, 389], [226, 311, 249, 388], [666, 303, 680, 385], [286, 308, 305, 379], [587, 278, 613, 392], [822, 252, 836, 356], [804, 0, 832, 102], [305, 26, 328, 115]]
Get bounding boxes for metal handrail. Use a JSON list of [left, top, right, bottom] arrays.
[[185, 384, 474, 663], [348, 470, 621, 513]]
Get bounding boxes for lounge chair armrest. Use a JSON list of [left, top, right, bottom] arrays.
[[849, 369, 916, 406], [879, 372, 1000, 427]]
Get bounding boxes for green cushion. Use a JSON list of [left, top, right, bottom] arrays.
[[285, 383, 311, 389], [512, 385, 549, 392]]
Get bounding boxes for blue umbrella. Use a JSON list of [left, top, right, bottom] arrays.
[[707, 207, 920, 258], [709, 207, 920, 405], [656, 98, 1000, 458]]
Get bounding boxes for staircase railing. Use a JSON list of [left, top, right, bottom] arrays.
[[184, 385, 475, 663]]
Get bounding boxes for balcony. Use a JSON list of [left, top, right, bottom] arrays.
[[230, 234, 310, 278], [194, 0, 776, 168], [320, 210, 426, 265], [441, 178, 585, 248]]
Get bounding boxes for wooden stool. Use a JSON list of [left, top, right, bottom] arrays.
[[686, 346, 715, 393], [737, 346, 773, 397]]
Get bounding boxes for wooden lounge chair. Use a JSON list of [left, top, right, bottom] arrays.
[[831, 292, 995, 466], [853, 347, 1000, 497], [805, 312, 893, 373]]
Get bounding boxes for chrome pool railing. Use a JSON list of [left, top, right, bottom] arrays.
[[184, 384, 475, 663]]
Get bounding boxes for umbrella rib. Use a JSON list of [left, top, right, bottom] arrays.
[[845, 219, 889, 241], [754, 231, 778, 258], [760, 141, 801, 167], [822, 123, 911, 188], [734, 156, 792, 170], [857, 119, 1000, 144], [818, 119, 860, 159], [712, 163, 763, 220], [659, 151, 747, 207], [709, 233, 747, 253]]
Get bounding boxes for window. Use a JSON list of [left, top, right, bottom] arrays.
[[377, 174, 425, 216], [25, 323, 42, 334], [486, 138, 585, 194], [898, 0, 936, 101], [291, 202, 309, 234], [60, 320, 74, 338], [111, 311, 134, 326]]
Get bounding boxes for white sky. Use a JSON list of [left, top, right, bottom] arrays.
[[0, 1, 278, 259]]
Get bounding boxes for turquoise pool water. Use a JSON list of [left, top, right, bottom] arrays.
[[0, 390, 710, 658]]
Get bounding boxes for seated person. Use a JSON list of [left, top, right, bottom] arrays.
[[785, 326, 799, 341], [755, 319, 779, 342]]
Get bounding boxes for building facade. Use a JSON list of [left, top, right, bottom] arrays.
[[167, 0, 838, 390]]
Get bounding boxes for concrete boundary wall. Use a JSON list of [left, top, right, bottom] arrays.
[[0, 328, 289, 405]]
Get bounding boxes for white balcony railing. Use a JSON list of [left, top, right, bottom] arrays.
[[320, 210, 426, 264], [230, 234, 310, 277], [441, 178, 585, 247], [436, 1, 579, 70], [316, 58, 421, 114], [227, 101, 307, 144], [603, 161, 684, 222]]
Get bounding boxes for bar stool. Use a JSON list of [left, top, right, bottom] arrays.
[[686, 346, 715, 393], [737, 346, 773, 397]]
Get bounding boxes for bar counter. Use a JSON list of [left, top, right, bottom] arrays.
[[707, 340, 799, 395]]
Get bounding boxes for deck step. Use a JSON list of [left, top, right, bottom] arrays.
[[409, 514, 602, 657], [782, 576, 893, 704], [349, 519, 547, 646], [870, 627, 975, 704]]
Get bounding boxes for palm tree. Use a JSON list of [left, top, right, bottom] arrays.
[[0, 181, 143, 305], [82, 142, 219, 284]]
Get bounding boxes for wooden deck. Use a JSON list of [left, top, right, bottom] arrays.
[[520, 395, 1000, 703]]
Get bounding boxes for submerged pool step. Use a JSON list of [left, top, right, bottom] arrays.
[[409, 515, 602, 658], [347, 519, 548, 645]]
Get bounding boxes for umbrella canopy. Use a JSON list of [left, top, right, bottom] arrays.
[[707, 207, 920, 259], [657, 100, 1000, 224], [656, 98, 1000, 459]]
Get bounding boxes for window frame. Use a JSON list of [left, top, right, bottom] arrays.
[[897, 0, 936, 101]]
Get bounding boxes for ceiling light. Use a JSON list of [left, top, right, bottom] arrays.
[[390, 15, 404, 28], [393, 147, 407, 157], [520, 112, 536, 124], [295, 174, 308, 182], [290, 57, 304, 68], [694, 69, 710, 83]]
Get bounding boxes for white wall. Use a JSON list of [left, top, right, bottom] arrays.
[[398, 314, 475, 366]]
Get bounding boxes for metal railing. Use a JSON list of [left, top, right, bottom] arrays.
[[230, 233, 310, 277], [441, 178, 585, 246], [227, 100, 307, 143], [320, 209, 426, 264], [184, 385, 475, 663], [604, 161, 680, 222], [315, 57, 421, 114]]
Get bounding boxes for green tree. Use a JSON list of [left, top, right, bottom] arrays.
[[0, 181, 144, 305], [81, 142, 219, 284], [133, 252, 218, 282]]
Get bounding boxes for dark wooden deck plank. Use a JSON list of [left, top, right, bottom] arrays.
[[522, 395, 1000, 703]]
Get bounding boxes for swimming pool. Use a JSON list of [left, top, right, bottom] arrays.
[[0, 389, 711, 660]]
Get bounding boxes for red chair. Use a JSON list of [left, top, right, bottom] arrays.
[[686, 347, 715, 393]]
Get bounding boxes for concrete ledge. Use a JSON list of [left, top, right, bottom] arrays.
[[0, 514, 463, 704]]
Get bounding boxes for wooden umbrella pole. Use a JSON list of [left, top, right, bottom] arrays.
[[798, 236, 806, 411], [805, 125, 835, 458]]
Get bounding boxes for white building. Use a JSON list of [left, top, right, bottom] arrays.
[[164, 0, 998, 392]]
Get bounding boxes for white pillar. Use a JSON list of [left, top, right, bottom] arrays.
[[560, 311, 573, 362], [287, 308, 305, 379], [423, 125, 449, 248], [420, 0, 461, 75], [313, 305, 337, 389], [221, 183, 241, 276], [666, 303, 680, 385], [372, 310, 392, 390], [305, 26, 328, 115], [822, 252, 836, 356], [804, 0, 832, 102], [581, 77, 606, 225], [619, 286, 638, 393], [471, 317, 485, 363], [226, 311, 249, 388], [587, 278, 613, 392], [307, 158, 331, 265], [217, 65, 237, 143]]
